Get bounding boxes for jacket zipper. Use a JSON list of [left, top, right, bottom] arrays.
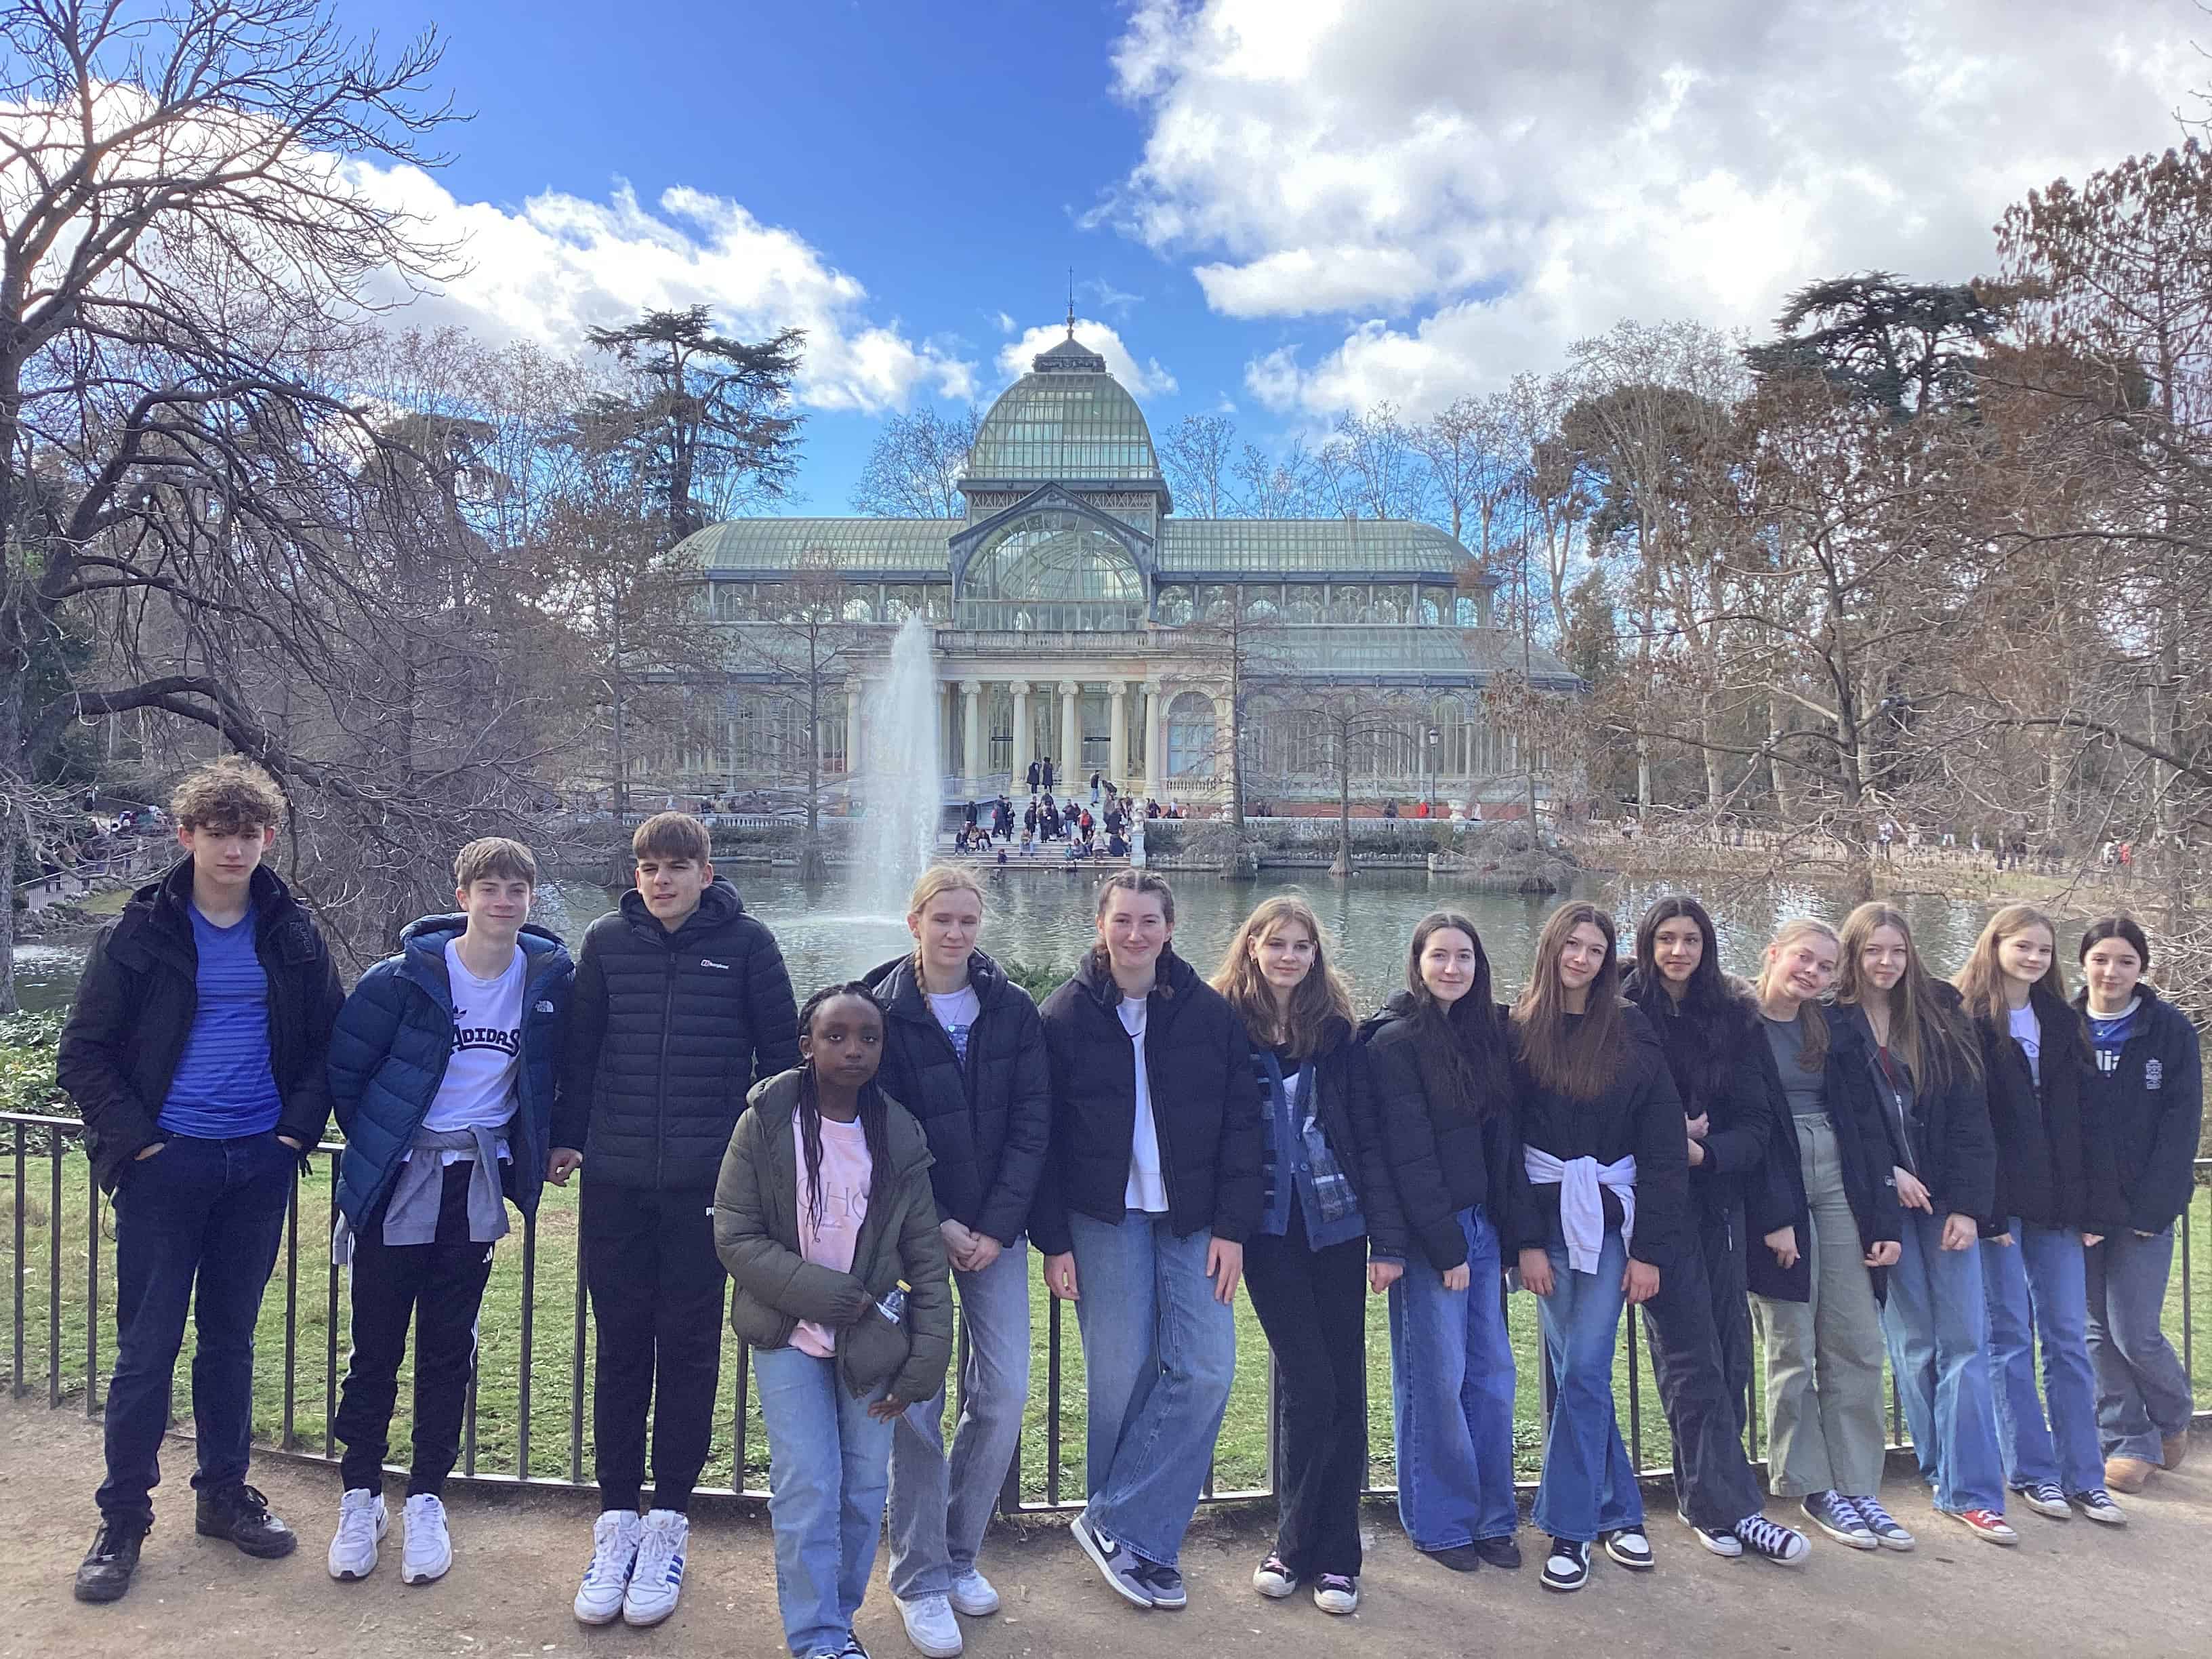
[[657, 939, 678, 1190]]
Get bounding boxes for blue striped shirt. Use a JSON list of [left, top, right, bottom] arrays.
[[157, 903, 281, 1137]]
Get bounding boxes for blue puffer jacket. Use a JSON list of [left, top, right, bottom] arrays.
[[329, 916, 574, 1227]]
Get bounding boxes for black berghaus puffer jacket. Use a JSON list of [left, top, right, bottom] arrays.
[[555, 880, 800, 1191], [862, 949, 1050, 1247]]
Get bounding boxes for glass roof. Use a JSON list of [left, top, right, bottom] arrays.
[[969, 359, 1160, 481], [1267, 626, 1579, 686], [678, 518, 951, 573], [1160, 518, 1469, 575], [965, 510, 1143, 602]]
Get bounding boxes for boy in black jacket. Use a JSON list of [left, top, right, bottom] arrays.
[[557, 812, 799, 1629], [60, 758, 344, 1604]]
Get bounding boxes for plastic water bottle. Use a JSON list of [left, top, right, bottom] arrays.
[[875, 1286, 906, 1325]]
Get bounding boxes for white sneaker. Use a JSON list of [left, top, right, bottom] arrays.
[[574, 1509, 642, 1625], [401, 1493, 452, 1584], [622, 1509, 689, 1627], [895, 1592, 963, 1656], [946, 1570, 1000, 1617], [327, 1488, 387, 1581]]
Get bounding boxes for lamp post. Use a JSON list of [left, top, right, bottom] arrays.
[[1427, 725, 1440, 815]]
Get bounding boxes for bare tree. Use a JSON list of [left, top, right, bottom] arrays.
[[0, 0, 462, 1003], [849, 405, 979, 517], [1158, 412, 1242, 517], [724, 552, 869, 880], [1233, 437, 1319, 518]]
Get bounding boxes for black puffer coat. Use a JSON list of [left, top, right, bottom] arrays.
[[1358, 993, 1521, 1273], [1031, 947, 1263, 1256], [58, 859, 344, 1192], [863, 950, 1050, 1247], [554, 880, 800, 1190], [1972, 984, 2123, 1234]]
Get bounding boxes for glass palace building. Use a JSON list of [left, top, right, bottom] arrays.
[[671, 327, 1580, 808]]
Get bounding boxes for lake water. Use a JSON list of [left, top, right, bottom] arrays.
[[7, 868, 1994, 1016], [531, 868, 1994, 1010]]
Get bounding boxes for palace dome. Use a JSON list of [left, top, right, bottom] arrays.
[[966, 330, 1161, 483]]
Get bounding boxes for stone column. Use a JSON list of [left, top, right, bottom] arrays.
[[1059, 679, 1080, 783], [846, 682, 865, 779], [1143, 679, 1166, 800], [945, 682, 961, 783], [961, 679, 984, 794], [1108, 679, 1129, 790], [1010, 680, 1031, 785]]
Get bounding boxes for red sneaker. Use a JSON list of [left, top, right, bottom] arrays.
[[1942, 1507, 2018, 1545]]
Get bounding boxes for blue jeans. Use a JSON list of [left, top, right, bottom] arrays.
[[1068, 1210, 1237, 1568], [1982, 1219, 2104, 1496], [754, 1343, 896, 1659], [1532, 1229, 1643, 1542], [888, 1233, 1031, 1599], [98, 1132, 295, 1524], [1386, 1204, 1518, 1550], [1882, 1208, 2005, 1513], [2086, 1227, 2196, 1463]]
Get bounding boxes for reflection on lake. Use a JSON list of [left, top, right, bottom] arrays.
[[532, 869, 1995, 1011], [9, 869, 1996, 1019]]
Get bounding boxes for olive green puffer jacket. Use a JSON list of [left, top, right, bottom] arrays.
[[712, 1070, 952, 1404]]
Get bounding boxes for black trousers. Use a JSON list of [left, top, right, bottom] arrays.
[[1243, 1207, 1369, 1577], [581, 1179, 726, 1513], [333, 1162, 498, 1498], [1643, 1191, 1763, 1530]]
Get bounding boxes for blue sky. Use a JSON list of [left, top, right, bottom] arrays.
[[335, 0, 2201, 514]]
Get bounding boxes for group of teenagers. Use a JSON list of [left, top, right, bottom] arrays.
[[56, 756, 2203, 1658]]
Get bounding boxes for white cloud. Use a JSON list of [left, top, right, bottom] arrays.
[[995, 319, 1179, 396], [1101, 0, 2203, 415], [348, 163, 976, 412], [992, 309, 1018, 333]]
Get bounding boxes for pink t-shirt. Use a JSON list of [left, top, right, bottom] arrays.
[[792, 1110, 874, 1358]]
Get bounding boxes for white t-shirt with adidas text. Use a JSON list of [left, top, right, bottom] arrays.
[[426, 939, 525, 1132]]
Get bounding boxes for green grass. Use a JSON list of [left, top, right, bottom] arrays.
[[5, 1137, 2210, 1506]]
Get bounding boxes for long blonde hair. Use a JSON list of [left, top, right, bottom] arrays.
[[1757, 917, 1840, 1072], [1954, 903, 2069, 1023], [1210, 894, 1354, 1060], [1837, 902, 1978, 1091]]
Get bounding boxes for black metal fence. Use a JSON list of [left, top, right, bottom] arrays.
[[3, 1109, 2206, 1510]]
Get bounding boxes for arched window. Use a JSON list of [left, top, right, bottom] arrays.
[[1166, 691, 1216, 778], [1157, 585, 1194, 624], [1286, 585, 1324, 623], [958, 508, 1144, 630], [841, 594, 876, 623], [1198, 584, 1232, 621]]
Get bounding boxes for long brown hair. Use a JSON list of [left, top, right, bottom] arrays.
[[1757, 918, 1840, 1072], [1954, 903, 2069, 1023], [1403, 910, 1511, 1116], [1211, 894, 1354, 1060], [1511, 901, 1626, 1101], [1836, 902, 1979, 1092]]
